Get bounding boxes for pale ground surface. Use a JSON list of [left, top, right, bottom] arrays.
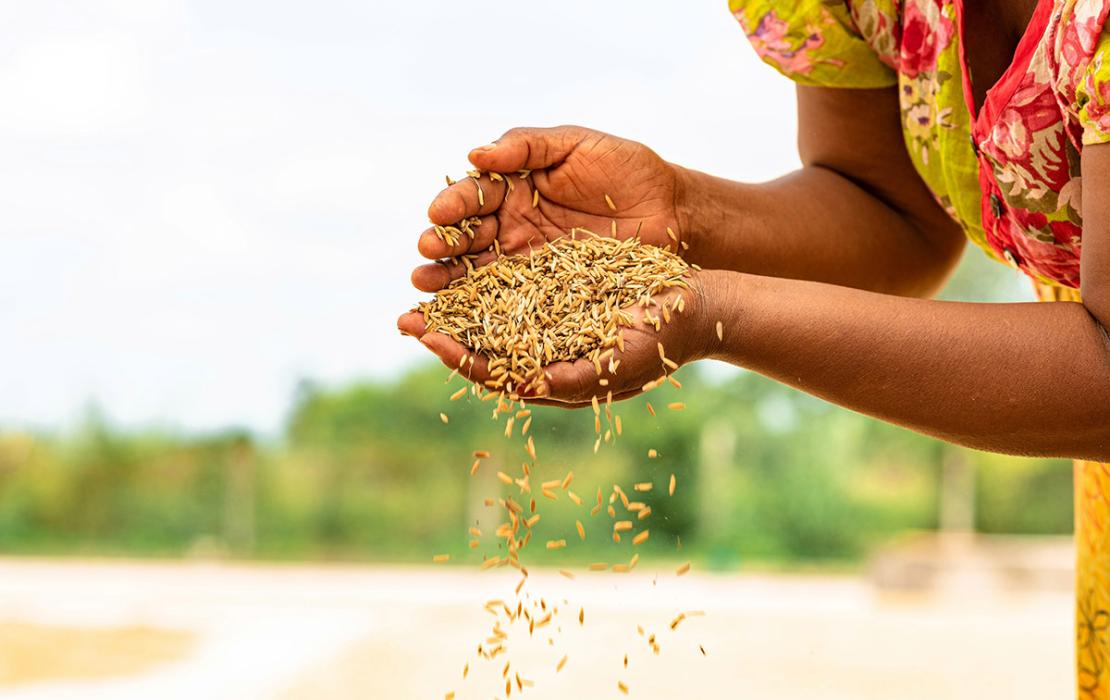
[[0, 558, 1074, 699]]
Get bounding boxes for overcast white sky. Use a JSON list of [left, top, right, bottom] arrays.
[[0, 0, 799, 434]]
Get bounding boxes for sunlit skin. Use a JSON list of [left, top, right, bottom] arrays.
[[398, 5, 1110, 461]]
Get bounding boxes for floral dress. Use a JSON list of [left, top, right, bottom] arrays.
[[729, 0, 1110, 695]]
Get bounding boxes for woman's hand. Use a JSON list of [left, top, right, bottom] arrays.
[[397, 270, 718, 408], [411, 126, 688, 293]]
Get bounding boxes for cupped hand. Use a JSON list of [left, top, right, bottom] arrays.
[[397, 271, 716, 408], [411, 126, 687, 293]]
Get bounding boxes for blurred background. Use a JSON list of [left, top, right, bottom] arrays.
[[0, 1, 1076, 698]]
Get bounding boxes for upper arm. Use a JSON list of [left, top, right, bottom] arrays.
[[795, 85, 966, 268], [1081, 143, 1110, 330]]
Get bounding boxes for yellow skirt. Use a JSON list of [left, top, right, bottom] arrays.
[[1035, 283, 1109, 698]]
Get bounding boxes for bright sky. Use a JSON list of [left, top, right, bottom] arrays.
[[0, 0, 799, 434]]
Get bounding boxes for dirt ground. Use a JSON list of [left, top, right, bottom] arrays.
[[0, 559, 1075, 699]]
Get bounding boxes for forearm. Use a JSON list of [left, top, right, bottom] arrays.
[[699, 270, 1110, 460], [676, 165, 960, 298]]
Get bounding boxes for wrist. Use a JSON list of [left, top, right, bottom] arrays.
[[670, 163, 698, 251], [684, 268, 744, 363]]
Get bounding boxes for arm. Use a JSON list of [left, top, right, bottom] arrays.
[[410, 86, 963, 298], [697, 265, 1110, 460], [677, 86, 966, 298]]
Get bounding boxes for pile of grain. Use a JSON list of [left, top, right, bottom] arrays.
[[417, 233, 690, 397]]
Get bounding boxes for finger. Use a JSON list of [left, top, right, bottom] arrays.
[[419, 331, 493, 384], [417, 216, 499, 260], [410, 250, 498, 293], [397, 311, 426, 337], [468, 125, 592, 173], [428, 175, 507, 225], [540, 357, 603, 403]]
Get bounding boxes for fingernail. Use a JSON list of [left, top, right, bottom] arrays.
[[474, 143, 498, 152]]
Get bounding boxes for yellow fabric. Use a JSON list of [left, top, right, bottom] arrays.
[[727, 0, 898, 88], [1077, 27, 1110, 146]]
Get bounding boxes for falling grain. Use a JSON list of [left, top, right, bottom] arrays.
[[716, 320, 724, 341], [676, 561, 691, 576], [576, 520, 586, 540], [433, 554, 450, 563], [604, 193, 617, 211], [557, 655, 568, 672], [449, 387, 467, 401], [439, 413, 449, 424], [632, 530, 650, 546], [669, 473, 677, 496], [668, 402, 686, 411]]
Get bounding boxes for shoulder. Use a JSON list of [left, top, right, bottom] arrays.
[[728, 0, 900, 87]]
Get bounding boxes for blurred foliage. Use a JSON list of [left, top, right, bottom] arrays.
[[0, 245, 1074, 565]]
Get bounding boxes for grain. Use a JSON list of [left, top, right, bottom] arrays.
[[546, 539, 566, 550], [473, 450, 490, 459], [618, 681, 629, 694], [647, 449, 658, 458], [417, 234, 690, 400], [676, 561, 691, 576], [557, 655, 568, 672], [439, 412, 449, 424], [637, 507, 652, 520], [433, 554, 450, 563], [576, 520, 586, 540], [561, 471, 574, 489], [532, 189, 539, 208], [632, 530, 650, 546], [633, 482, 653, 492], [669, 473, 677, 496], [668, 402, 686, 411], [450, 387, 467, 401], [559, 569, 575, 579], [716, 320, 724, 341], [646, 402, 656, 417], [588, 562, 609, 571], [614, 520, 633, 533], [604, 193, 617, 211]]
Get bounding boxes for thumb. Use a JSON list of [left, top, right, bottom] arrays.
[[468, 125, 592, 173]]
